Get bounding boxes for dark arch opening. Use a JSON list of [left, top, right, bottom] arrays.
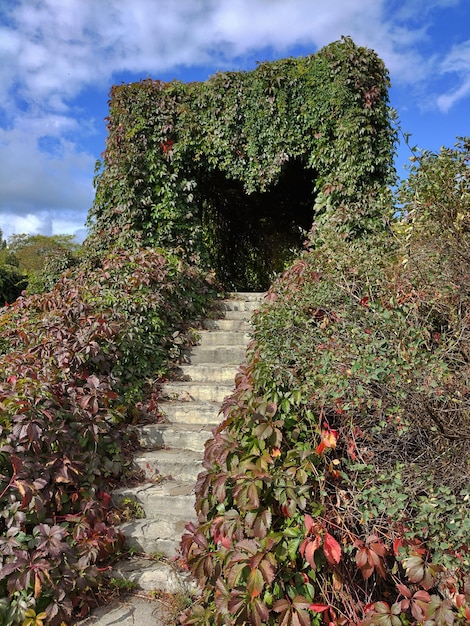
[[196, 158, 316, 291]]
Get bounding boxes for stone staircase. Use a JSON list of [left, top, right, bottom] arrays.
[[109, 292, 264, 594]]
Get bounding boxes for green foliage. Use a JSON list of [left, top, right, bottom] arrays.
[[0, 266, 26, 306], [5, 233, 81, 295], [0, 244, 218, 624], [180, 141, 470, 624], [88, 37, 396, 288], [7, 233, 80, 273]]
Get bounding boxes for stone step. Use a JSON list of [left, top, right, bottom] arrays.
[[114, 480, 196, 520], [198, 330, 250, 347], [133, 448, 203, 482], [77, 595, 173, 626], [216, 308, 258, 321], [77, 292, 264, 624], [218, 298, 263, 312], [135, 422, 213, 452], [119, 516, 193, 557], [227, 291, 265, 301], [161, 381, 234, 403], [184, 345, 247, 364], [111, 557, 197, 594], [160, 400, 222, 424], [176, 363, 239, 383], [203, 318, 252, 331]]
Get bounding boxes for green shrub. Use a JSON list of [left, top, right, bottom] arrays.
[[0, 265, 26, 305], [180, 143, 470, 625]]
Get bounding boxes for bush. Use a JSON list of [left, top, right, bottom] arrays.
[[180, 144, 470, 625], [0, 244, 218, 624]]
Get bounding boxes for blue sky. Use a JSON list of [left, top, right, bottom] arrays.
[[0, 0, 469, 243]]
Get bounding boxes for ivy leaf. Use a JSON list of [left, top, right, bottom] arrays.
[[246, 567, 264, 599], [323, 532, 341, 565], [300, 535, 321, 569], [10, 454, 23, 475]]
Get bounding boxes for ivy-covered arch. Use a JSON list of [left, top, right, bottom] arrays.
[[88, 37, 396, 289]]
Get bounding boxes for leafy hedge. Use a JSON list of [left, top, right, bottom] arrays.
[[0, 245, 217, 625], [88, 37, 396, 288], [180, 140, 470, 625]]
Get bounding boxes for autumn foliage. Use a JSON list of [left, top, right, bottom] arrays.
[[0, 245, 217, 624], [1, 34, 469, 626], [180, 140, 470, 625]]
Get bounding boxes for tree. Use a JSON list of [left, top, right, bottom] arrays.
[[7, 233, 80, 273]]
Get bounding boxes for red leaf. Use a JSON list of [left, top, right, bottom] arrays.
[[356, 547, 369, 569], [396, 583, 411, 599], [301, 535, 321, 569], [315, 429, 338, 455], [11, 455, 23, 475], [304, 514, 315, 534], [323, 533, 341, 565], [314, 440, 326, 455], [310, 603, 329, 613], [393, 537, 404, 556]]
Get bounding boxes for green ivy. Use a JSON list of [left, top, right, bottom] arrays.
[[88, 37, 396, 287]]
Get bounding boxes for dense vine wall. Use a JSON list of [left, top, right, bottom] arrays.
[[88, 37, 396, 288]]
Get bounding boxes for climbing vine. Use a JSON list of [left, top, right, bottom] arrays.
[[88, 37, 396, 287]]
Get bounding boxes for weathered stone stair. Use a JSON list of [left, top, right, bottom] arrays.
[[109, 292, 263, 594]]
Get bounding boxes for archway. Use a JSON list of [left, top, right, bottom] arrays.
[[196, 158, 315, 291]]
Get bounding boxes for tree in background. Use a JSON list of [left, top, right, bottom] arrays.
[[6, 233, 81, 294], [7, 233, 80, 273]]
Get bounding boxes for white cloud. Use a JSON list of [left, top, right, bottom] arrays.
[[0, 213, 47, 239], [0, 122, 95, 239], [1, 0, 469, 239], [437, 77, 470, 112], [1, 0, 433, 112], [435, 39, 470, 111], [441, 39, 470, 74]]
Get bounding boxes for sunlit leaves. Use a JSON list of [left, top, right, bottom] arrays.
[[273, 595, 312, 626], [90, 37, 395, 288], [0, 243, 217, 623], [355, 535, 388, 579]]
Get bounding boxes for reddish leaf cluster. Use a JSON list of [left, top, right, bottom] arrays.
[[0, 245, 217, 623]]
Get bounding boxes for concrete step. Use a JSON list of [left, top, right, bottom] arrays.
[[77, 594, 173, 626], [198, 330, 250, 347], [111, 557, 197, 594], [77, 292, 264, 624], [135, 422, 213, 452], [176, 363, 239, 383], [226, 291, 265, 301], [114, 480, 196, 520], [160, 400, 221, 425], [133, 448, 203, 481], [215, 308, 258, 321], [184, 345, 247, 364], [119, 516, 193, 557], [218, 298, 263, 312], [203, 318, 252, 331], [161, 381, 234, 403]]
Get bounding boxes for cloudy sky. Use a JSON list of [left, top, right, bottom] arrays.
[[0, 0, 469, 243]]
